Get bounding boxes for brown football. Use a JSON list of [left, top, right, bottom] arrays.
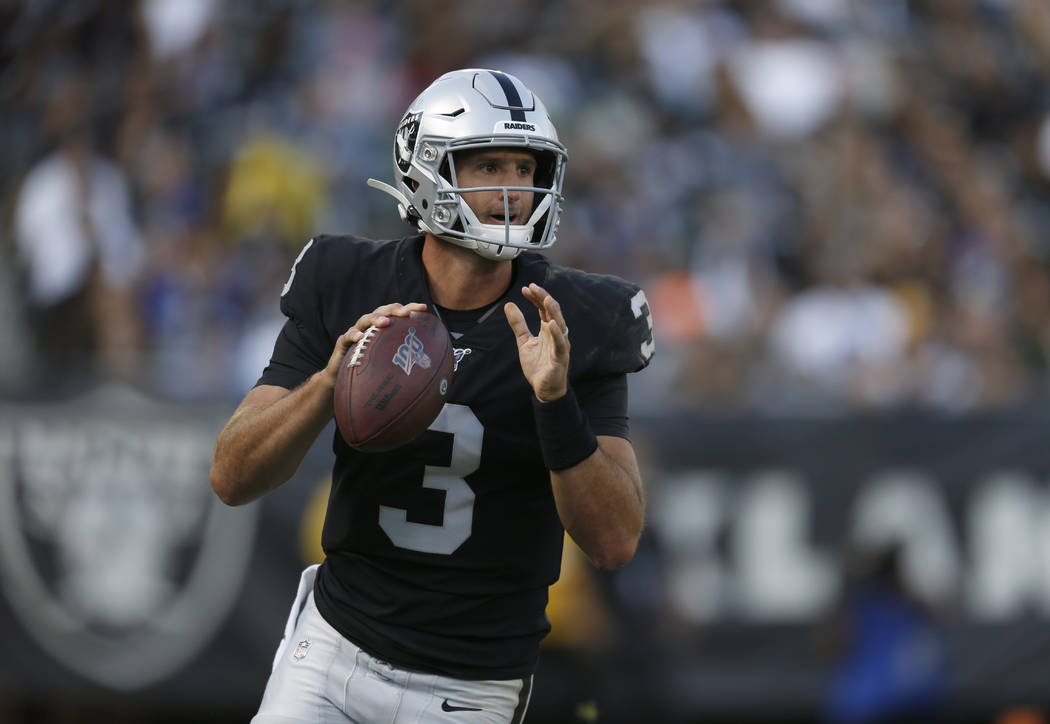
[[334, 311, 454, 452]]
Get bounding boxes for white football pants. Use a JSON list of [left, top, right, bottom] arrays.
[[252, 566, 533, 723]]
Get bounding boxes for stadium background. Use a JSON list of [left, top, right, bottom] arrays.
[[2, 0, 1050, 722]]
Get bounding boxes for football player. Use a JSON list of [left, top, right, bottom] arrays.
[[210, 69, 655, 723]]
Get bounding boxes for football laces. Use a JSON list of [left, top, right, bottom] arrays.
[[347, 326, 380, 368]]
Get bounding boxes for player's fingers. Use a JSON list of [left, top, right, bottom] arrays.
[[543, 318, 570, 358], [523, 282, 548, 300], [333, 323, 364, 355], [353, 315, 386, 332], [354, 309, 387, 331], [355, 302, 423, 331], [525, 284, 568, 334], [503, 302, 533, 343], [521, 283, 548, 316], [542, 293, 568, 336], [371, 302, 411, 319], [391, 302, 427, 316], [326, 326, 363, 379]]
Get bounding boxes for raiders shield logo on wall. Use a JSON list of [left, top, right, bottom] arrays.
[[0, 384, 259, 690]]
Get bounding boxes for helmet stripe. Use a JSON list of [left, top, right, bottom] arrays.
[[488, 71, 527, 122]]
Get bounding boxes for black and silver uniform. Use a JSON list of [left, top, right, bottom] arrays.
[[259, 234, 654, 679]]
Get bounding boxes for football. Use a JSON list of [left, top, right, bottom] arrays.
[[334, 311, 454, 452]]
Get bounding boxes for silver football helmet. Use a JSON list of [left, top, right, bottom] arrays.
[[368, 68, 567, 260]]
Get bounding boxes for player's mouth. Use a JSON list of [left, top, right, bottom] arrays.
[[486, 212, 520, 225]]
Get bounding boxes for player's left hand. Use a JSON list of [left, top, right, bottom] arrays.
[[504, 283, 569, 402]]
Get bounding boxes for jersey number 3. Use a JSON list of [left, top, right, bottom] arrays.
[[378, 404, 481, 555], [631, 289, 655, 362]]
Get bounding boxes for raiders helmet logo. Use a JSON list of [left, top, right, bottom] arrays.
[[395, 112, 422, 173]]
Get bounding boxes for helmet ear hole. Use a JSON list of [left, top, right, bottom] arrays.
[[534, 150, 556, 189]]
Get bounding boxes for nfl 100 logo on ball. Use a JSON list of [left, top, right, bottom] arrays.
[[0, 385, 258, 690], [334, 312, 454, 453], [392, 326, 432, 374]]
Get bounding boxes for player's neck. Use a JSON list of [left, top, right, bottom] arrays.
[[422, 235, 513, 311]]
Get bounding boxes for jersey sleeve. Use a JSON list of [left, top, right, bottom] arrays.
[[552, 267, 655, 378], [576, 374, 629, 439], [607, 281, 655, 374], [256, 237, 334, 389], [544, 265, 652, 439]]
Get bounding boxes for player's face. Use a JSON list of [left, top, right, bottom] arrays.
[[452, 149, 537, 226]]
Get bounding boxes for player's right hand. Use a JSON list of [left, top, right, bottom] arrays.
[[321, 302, 428, 387]]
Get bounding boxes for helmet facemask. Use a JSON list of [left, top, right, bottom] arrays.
[[429, 140, 564, 260]]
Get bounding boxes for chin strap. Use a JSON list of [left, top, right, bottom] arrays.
[[367, 178, 421, 224]]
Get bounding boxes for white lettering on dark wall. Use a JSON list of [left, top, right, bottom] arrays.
[[651, 467, 1050, 624]]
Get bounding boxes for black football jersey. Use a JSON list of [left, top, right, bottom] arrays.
[[258, 234, 654, 679]]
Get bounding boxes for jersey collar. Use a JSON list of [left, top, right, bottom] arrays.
[[395, 235, 549, 347]]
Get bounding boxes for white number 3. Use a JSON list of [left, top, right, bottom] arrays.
[[378, 404, 481, 555], [631, 290, 655, 362]]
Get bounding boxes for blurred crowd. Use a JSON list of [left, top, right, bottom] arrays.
[[3, 0, 1050, 413]]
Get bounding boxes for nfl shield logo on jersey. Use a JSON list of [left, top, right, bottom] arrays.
[[293, 640, 311, 661], [452, 347, 472, 372]]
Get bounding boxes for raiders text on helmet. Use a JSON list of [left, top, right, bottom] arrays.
[[368, 69, 568, 260]]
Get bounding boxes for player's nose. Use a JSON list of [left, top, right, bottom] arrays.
[[499, 181, 521, 202]]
